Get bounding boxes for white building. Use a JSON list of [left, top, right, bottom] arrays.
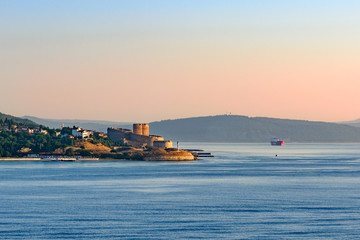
[[72, 127, 82, 137], [80, 130, 92, 139], [72, 126, 93, 139]]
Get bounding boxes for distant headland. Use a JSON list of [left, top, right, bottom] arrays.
[[23, 114, 360, 143], [2, 111, 360, 161], [0, 112, 195, 161]]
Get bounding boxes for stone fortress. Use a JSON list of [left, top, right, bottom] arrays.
[[107, 123, 173, 149]]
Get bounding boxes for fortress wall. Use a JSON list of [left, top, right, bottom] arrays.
[[149, 135, 164, 146], [129, 133, 163, 147], [130, 133, 149, 144], [107, 128, 132, 142], [153, 140, 173, 149], [128, 134, 164, 147], [108, 126, 165, 148]]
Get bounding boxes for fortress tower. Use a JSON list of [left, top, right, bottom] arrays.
[[133, 123, 149, 136], [142, 123, 149, 136], [133, 123, 143, 135], [108, 123, 163, 148]]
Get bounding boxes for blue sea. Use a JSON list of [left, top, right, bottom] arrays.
[[1, 143, 360, 239]]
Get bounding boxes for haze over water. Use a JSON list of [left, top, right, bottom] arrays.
[[1, 143, 360, 239]]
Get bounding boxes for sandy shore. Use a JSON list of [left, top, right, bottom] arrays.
[[0, 158, 102, 161], [0, 158, 44, 161], [0, 157, 195, 162]]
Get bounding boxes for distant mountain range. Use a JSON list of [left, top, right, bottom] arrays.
[[149, 115, 360, 143], [340, 119, 360, 128], [22, 116, 131, 133], [21, 114, 360, 143]]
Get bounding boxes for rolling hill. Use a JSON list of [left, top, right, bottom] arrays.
[[22, 116, 131, 132], [149, 115, 360, 143], [0, 112, 38, 128], [340, 119, 360, 128], [21, 114, 360, 143]]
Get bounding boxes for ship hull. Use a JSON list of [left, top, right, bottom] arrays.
[[271, 141, 284, 146]]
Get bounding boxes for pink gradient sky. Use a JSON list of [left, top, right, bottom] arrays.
[[1, 1, 360, 122]]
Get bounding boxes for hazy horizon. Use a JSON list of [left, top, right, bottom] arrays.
[[19, 113, 360, 124], [1, 0, 360, 123]]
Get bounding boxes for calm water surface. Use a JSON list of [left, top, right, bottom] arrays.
[[1, 143, 360, 239]]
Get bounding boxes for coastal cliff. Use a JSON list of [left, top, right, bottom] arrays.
[[0, 112, 197, 161]]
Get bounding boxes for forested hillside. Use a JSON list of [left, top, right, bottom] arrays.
[[0, 112, 38, 128]]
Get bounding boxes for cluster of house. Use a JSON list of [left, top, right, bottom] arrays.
[[71, 126, 93, 139], [0, 124, 50, 135], [71, 126, 106, 139], [0, 124, 107, 140]]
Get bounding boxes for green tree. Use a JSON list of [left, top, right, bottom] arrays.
[[61, 127, 72, 135], [65, 148, 74, 156], [79, 150, 92, 156]]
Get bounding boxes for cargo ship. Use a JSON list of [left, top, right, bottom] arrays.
[[271, 138, 284, 146]]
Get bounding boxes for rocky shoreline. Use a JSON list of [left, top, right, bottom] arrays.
[[0, 149, 196, 161]]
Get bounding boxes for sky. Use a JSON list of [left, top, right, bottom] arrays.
[[1, 0, 360, 123]]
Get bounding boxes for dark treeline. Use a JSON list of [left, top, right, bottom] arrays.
[[0, 113, 38, 128], [0, 126, 74, 157]]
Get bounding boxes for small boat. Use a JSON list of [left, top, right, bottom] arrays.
[[271, 138, 284, 146]]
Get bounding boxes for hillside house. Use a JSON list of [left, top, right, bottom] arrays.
[[72, 126, 93, 139]]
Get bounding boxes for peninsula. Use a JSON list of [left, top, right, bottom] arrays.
[[0, 112, 195, 161]]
